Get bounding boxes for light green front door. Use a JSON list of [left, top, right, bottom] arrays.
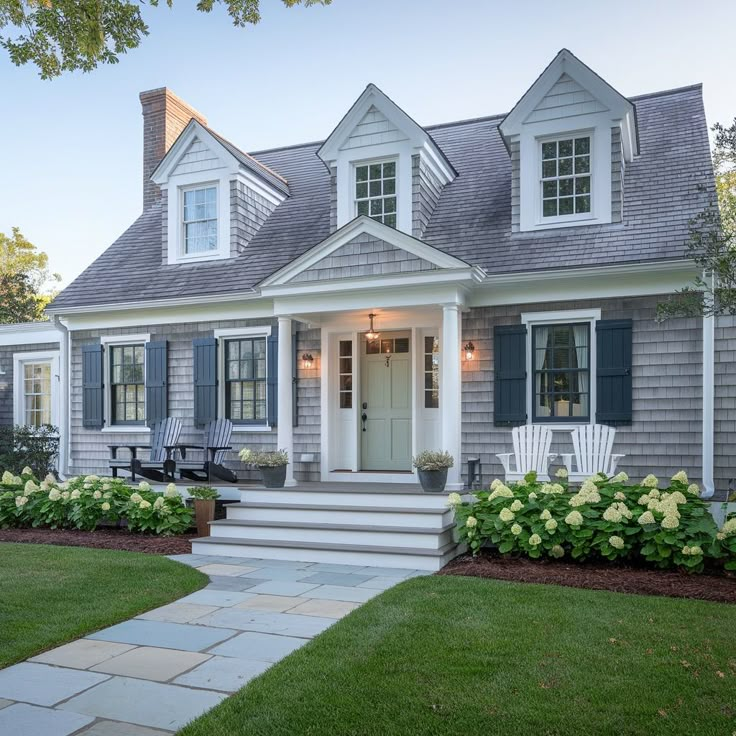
[[360, 333, 412, 471]]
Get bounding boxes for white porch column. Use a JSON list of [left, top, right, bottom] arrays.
[[441, 304, 463, 490], [277, 317, 296, 487]]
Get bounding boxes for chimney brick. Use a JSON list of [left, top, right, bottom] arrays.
[[140, 88, 208, 211]]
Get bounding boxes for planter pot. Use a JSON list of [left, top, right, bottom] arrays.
[[260, 465, 287, 488], [194, 499, 216, 537], [418, 468, 448, 493]]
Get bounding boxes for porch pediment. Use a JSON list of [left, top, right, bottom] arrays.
[[260, 216, 470, 288]]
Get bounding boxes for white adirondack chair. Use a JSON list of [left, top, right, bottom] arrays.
[[562, 424, 625, 482], [496, 425, 557, 482]]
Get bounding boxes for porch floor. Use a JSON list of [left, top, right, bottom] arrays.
[[158, 479, 427, 494]]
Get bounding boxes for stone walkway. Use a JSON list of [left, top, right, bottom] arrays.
[[0, 554, 426, 735]]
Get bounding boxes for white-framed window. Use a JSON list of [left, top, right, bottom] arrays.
[[100, 334, 149, 431], [109, 344, 146, 426], [521, 309, 599, 426], [182, 184, 218, 255], [13, 352, 59, 428], [540, 134, 592, 221], [354, 160, 397, 228], [214, 326, 272, 431]]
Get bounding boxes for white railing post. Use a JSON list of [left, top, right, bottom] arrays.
[[277, 316, 296, 487], [441, 303, 463, 490]]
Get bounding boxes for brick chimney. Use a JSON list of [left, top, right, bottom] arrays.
[[140, 88, 208, 210]]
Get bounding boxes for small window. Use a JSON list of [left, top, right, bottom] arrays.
[[366, 337, 409, 355], [22, 362, 52, 426], [424, 336, 439, 409], [339, 340, 352, 409], [225, 337, 267, 423], [183, 186, 217, 254], [541, 136, 591, 218], [355, 161, 397, 228], [110, 345, 145, 425], [532, 323, 590, 421]]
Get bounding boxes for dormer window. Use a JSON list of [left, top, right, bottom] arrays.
[[541, 135, 591, 220], [183, 185, 218, 255], [355, 161, 397, 228]]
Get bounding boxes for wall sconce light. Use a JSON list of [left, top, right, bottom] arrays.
[[464, 341, 475, 361], [302, 353, 314, 369]]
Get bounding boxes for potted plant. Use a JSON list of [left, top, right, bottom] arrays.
[[412, 450, 454, 493], [239, 448, 289, 488], [188, 486, 219, 537]]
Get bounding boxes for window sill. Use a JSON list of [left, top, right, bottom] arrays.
[[530, 421, 592, 430], [232, 425, 274, 433], [100, 426, 150, 434]]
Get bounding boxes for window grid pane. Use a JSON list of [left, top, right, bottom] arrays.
[[532, 323, 590, 421], [424, 336, 439, 409], [22, 362, 52, 427], [183, 186, 218, 253], [110, 345, 145, 425], [225, 337, 268, 423], [339, 340, 352, 409], [355, 161, 397, 228], [541, 137, 591, 218]]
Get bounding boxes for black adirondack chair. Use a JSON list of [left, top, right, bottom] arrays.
[[108, 418, 183, 482], [175, 419, 236, 483]]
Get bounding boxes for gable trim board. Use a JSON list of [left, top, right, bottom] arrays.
[[317, 83, 456, 184], [260, 216, 470, 288]]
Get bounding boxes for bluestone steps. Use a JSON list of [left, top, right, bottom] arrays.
[[191, 485, 461, 571]]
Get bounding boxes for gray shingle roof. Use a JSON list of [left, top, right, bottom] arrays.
[[51, 84, 713, 310]]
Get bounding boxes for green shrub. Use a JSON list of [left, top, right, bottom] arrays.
[[0, 425, 59, 477], [239, 448, 289, 467], [188, 486, 219, 500], [0, 472, 193, 536], [450, 470, 734, 573]]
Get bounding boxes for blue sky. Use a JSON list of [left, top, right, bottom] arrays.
[[1, 0, 734, 286]]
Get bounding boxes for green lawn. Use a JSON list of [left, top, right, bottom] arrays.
[[180, 575, 736, 736], [0, 543, 206, 668]]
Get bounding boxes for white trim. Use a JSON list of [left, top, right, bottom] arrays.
[[317, 83, 455, 185], [102, 337, 149, 430], [214, 326, 272, 339], [100, 425, 150, 434], [0, 324, 60, 347], [521, 308, 599, 426], [100, 333, 151, 345], [216, 329, 272, 427], [701, 275, 715, 498], [166, 174, 231, 264], [325, 471, 418, 485], [499, 49, 637, 159], [261, 216, 469, 288], [12, 351, 60, 428]]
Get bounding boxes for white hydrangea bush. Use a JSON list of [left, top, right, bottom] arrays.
[[0, 470, 192, 535], [451, 470, 731, 572]]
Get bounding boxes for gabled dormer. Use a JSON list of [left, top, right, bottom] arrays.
[[499, 49, 638, 233], [317, 84, 456, 238], [150, 119, 289, 265]]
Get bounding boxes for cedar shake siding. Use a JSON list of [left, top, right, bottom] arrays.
[[461, 297, 705, 488]]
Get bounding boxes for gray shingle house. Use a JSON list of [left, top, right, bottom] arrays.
[[6, 48, 730, 564]]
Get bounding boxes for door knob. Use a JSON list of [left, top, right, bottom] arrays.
[[361, 412, 368, 432]]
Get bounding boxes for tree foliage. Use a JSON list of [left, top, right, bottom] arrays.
[[0, 0, 331, 78], [0, 227, 60, 323], [658, 119, 736, 320]]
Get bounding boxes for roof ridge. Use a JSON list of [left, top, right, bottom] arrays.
[[627, 82, 702, 102]]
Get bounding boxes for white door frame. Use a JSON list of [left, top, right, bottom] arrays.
[[12, 351, 61, 428], [319, 310, 442, 485]]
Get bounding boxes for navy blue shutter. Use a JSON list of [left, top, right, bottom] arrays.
[[494, 324, 527, 426], [292, 332, 298, 428], [82, 343, 104, 428], [267, 328, 279, 427], [145, 341, 168, 425], [193, 337, 217, 427], [596, 319, 633, 425]]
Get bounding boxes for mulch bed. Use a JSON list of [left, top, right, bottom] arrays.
[[0, 528, 195, 555], [439, 552, 736, 604]]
